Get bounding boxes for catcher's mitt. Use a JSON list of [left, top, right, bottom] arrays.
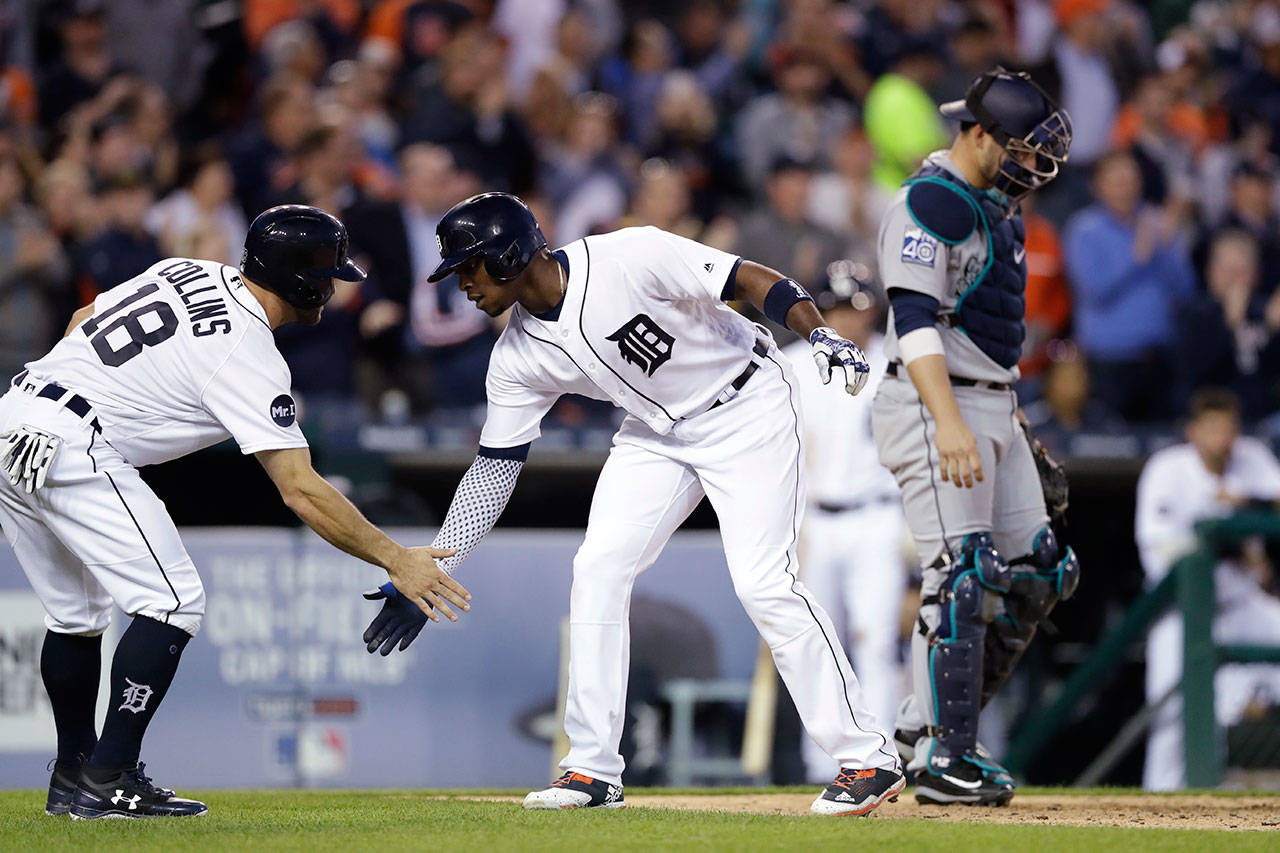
[[1020, 420, 1069, 525]]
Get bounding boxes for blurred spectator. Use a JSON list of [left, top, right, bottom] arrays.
[[244, 0, 361, 57], [597, 19, 673, 150], [1136, 388, 1280, 790], [0, 155, 72, 380], [324, 46, 401, 170], [732, 155, 850, 339], [226, 75, 317, 219], [938, 14, 1008, 105], [1019, 194, 1072, 385], [391, 144, 492, 411], [736, 45, 854, 192], [77, 168, 159, 300], [38, 1, 122, 130], [1176, 230, 1280, 422], [402, 24, 536, 194], [259, 18, 329, 85], [1022, 343, 1121, 457], [621, 157, 702, 240], [36, 158, 98, 254], [1113, 72, 1201, 204], [540, 92, 627, 243], [363, 0, 475, 75], [854, 0, 949, 79], [147, 143, 248, 267], [271, 122, 363, 213], [647, 71, 737, 221], [672, 0, 748, 106], [1031, 0, 1144, 167], [103, 0, 208, 113], [1223, 2, 1280, 158], [863, 40, 949, 192], [806, 129, 890, 261], [1063, 150, 1196, 422], [1199, 162, 1280, 300]]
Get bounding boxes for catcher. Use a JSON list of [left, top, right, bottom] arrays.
[[869, 68, 1079, 805]]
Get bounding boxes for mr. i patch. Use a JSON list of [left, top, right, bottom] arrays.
[[901, 228, 938, 268]]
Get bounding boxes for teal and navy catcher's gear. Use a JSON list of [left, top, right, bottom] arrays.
[[242, 204, 366, 309], [939, 68, 1072, 202], [904, 165, 1026, 368], [921, 533, 1010, 767], [982, 526, 1079, 705], [428, 192, 547, 283]]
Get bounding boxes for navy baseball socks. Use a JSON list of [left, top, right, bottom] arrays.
[[40, 631, 101, 815], [68, 616, 207, 819]]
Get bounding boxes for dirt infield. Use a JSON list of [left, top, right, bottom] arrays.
[[465, 793, 1280, 831]]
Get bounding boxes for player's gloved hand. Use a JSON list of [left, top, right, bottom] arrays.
[[809, 327, 870, 396], [387, 545, 470, 621], [0, 426, 61, 494], [363, 582, 430, 655]]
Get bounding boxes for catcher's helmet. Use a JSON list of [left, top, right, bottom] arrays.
[[428, 192, 546, 283], [241, 205, 366, 309], [940, 68, 1072, 201]]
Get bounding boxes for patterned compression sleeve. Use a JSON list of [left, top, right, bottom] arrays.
[[430, 452, 525, 574]]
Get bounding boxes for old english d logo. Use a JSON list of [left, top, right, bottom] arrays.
[[607, 313, 675, 377]]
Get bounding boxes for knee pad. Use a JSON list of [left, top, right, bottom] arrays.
[[981, 527, 1081, 707]]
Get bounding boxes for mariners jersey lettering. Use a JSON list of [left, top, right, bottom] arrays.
[[24, 257, 307, 466], [480, 227, 755, 447], [878, 152, 1015, 383]]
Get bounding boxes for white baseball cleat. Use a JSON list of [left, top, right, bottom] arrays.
[[523, 772, 626, 810], [810, 767, 906, 816]]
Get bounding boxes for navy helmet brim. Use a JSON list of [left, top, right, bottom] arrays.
[[426, 249, 477, 283], [940, 98, 976, 123], [315, 257, 368, 282]]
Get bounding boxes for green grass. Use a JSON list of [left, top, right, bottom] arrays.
[[0, 789, 1274, 852]]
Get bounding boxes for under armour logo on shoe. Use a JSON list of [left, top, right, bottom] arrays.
[[703, 262, 714, 272], [119, 678, 153, 714], [111, 790, 141, 809]]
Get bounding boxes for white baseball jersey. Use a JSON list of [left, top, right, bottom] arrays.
[[878, 152, 1014, 384], [1136, 437, 1280, 583], [479, 226, 758, 448], [24, 257, 307, 466], [1135, 437, 1280, 791]]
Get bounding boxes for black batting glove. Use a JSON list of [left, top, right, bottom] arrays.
[[362, 582, 430, 655]]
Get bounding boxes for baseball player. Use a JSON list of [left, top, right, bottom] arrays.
[[0, 205, 468, 819], [361, 192, 905, 815], [781, 273, 908, 783], [1136, 389, 1280, 790], [870, 70, 1079, 805]]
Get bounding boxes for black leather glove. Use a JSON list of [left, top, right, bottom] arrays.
[[362, 582, 430, 655]]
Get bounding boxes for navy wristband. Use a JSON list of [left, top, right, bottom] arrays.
[[763, 278, 813, 327]]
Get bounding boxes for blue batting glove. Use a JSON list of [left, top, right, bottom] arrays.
[[809, 326, 870, 396], [362, 581, 430, 655]]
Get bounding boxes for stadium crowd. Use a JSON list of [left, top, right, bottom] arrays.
[[2, 0, 1280, 434]]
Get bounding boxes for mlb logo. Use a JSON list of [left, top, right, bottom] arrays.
[[901, 228, 938, 268]]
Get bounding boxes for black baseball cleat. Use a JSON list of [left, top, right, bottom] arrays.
[[811, 767, 906, 816], [914, 758, 1014, 806], [523, 772, 626, 809], [45, 760, 80, 815], [69, 762, 207, 819]]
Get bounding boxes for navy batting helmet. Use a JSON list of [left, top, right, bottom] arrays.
[[241, 205, 366, 309], [428, 192, 547, 283], [940, 68, 1072, 200]]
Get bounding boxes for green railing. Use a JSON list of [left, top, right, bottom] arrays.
[[1004, 509, 1280, 785]]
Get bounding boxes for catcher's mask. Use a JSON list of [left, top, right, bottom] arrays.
[[941, 68, 1072, 203]]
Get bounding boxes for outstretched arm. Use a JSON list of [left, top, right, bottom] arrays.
[[256, 446, 470, 619], [361, 444, 527, 654]]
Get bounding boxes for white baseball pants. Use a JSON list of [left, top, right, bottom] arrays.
[[559, 349, 898, 785], [0, 386, 205, 637]]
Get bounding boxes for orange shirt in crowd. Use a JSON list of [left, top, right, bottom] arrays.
[[1111, 101, 1210, 155], [1020, 212, 1071, 379], [244, 0, 363, 49]]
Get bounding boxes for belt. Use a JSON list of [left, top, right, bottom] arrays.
[[709, 339, 770, 410], [814, 495, 898, 514], [885, 361, 1012, 392], [11, 370, 102, 433]]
